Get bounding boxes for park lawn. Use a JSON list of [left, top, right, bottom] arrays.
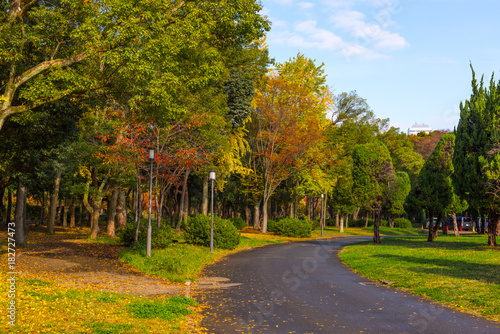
[[339, 234, 500, 322], [0, 272, 201, 334]]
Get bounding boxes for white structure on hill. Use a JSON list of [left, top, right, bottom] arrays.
[[408, 123, 432, 135]]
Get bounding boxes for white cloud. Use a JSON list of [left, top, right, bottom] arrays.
[[297, 2, 315, 9], [331, 10, 409, 51]]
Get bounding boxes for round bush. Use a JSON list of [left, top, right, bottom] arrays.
[[118, 219, 174, 249], [394, 218, 412, 229], [279, 218, 311, 238], [266, 219, 282, 234], [229, 217, 246, 230], [185, 215, 240, 250]]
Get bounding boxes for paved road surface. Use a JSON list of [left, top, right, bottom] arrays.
[[195, 236, 500, 333]]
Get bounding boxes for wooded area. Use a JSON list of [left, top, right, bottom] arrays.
[[1, 1, 499, 247]]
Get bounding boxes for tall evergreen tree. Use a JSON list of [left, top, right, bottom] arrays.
[[452, 66, 500, 246]]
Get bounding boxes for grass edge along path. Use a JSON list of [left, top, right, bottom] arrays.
[[339, 234, 500, 323]]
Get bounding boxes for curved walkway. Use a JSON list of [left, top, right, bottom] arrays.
[[195, 236, 500, 333]]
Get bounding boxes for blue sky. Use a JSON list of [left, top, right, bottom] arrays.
[[259, 0, 500, 133]]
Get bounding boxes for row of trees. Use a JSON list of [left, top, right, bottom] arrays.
[[1, 2, 498, 247]]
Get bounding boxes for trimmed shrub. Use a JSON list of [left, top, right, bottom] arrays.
[[350, 218, 389, 227], [325, 218, 336, 227], [266, 219, 282, 234], [393, 218, 412, 229], [184, 215, 240, 250], [279, 218, 311, 238], [310, 218, 321, 230], [229, 217, 246, 231], [118, 219, 175, 249]]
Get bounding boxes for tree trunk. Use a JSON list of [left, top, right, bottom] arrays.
[[90, 200, 101, 239], [14, 178, 26, 247], [431, 213, 442, 240], [487, 208, 497, 246], [62, 199, 68, 227], [176, 169, 190, 230], [79, 197, 84, 226], [452, 212, 460, 237], [253, 201, 261, 230], [70, 197, 76, 228], [134, 179, 142, 244], [47, 170, 62, 234], [262, 197, 269, 234], [116, 188, 127, 229], [365, 212, 370, 228], [107, 187, 119, 237], [373, 209, 381, 244], [353, 207, 360, 220], [427, 210, 435, 242], [335, 211, 339, 227], [339, 215, 344, 233], [0, 185, 5, 225], [56, 203, 62, 226], [201, 174, 209, 215], [6, 188, 12, 224]]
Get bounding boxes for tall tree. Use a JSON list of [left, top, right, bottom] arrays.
[[352, 141, 396, 243], [248, 55, 328, 233], [452, 66, 500, 246]]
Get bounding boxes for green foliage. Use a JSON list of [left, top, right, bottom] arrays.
[[278, 218, 312, 238], [325, 218, 337, 226], [229, 216, 247, 230], [184, 215, 240, 250], [410, 133, 456, 217], [118, 220, 175, 249], [350, 218, 388, 227], [266, 219, 282, 234], [127, 296, 197, 321], [310, 218, 321, 230], [393, 218, 412, 229], [352, 141, 395, 211]]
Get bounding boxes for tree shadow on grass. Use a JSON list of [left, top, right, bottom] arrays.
[[373, 253, 500, 284]]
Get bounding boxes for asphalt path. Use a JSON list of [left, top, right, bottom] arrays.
[[194, 236, 500, 334]]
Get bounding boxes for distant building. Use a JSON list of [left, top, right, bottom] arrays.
[[408, 123, 433, 135]]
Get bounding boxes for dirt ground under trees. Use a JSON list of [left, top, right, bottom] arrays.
[[4, 224, 184, 297]]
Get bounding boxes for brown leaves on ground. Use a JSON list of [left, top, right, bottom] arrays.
[[12, 224, 183, 296]]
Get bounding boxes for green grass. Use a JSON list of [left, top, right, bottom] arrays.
[[127, 296, 197, 320], [339, 234, 500, 322], [86, 235, 124, 245]]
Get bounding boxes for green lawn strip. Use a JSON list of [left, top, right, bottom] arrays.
[[339, 235, 500, 322]]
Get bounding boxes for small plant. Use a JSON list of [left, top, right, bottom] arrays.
[[127, 296, 197, 321], [393, 217, 412, 229], [118, 219, 174, 249], [279, 218, 311, 238], [266, 219, 282, 234], [229, 217, 246, 230], [184, 215, 240, 250]]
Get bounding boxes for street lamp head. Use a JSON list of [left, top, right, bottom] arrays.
[[148, 147, 155, 160], [208, 169, 216, 181], [321, 193, 324, 199]]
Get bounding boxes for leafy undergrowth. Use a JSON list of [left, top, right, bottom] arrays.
[[339, 235, 500, 322], [0, 273, 200, 333]]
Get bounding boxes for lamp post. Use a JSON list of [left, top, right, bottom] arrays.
[[209, 170, 216, 253], [146, 147, 155, 257], [321, 193, 324, 237]]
